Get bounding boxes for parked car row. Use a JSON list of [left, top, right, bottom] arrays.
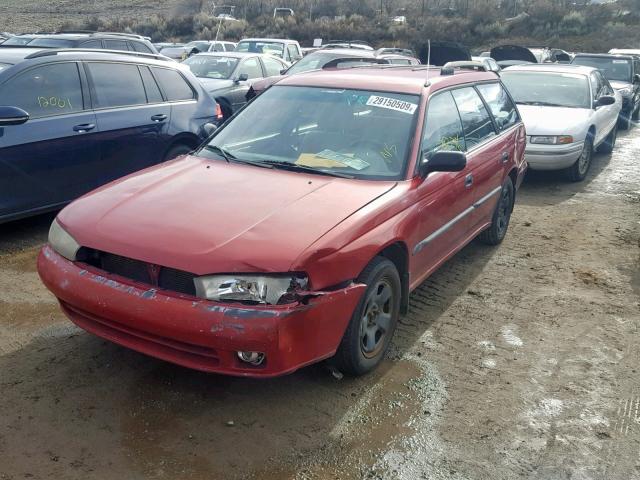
[[0, 33, 634, 380]]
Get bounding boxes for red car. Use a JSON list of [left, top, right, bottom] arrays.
[[38, 66, 527, 378]]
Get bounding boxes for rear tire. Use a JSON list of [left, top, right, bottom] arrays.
[[164, 144, 193, 162], [478, 177, 514, 246], [565, 136, 592, 182], [334, 257, 401, 376], [597, 124, 617, 154], [618, 112, 632, 130]]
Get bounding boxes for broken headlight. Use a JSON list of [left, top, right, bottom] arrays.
[[193, 274, 308, 305], [48, 218, 81, 261]]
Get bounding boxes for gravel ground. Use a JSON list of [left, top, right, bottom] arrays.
[[0, 129, 638, 480]]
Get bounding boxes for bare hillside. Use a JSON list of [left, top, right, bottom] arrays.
[[0, 0, 182, 33]]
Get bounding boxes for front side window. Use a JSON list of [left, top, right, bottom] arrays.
[[80, 40, 102, 48], [183, 55, 239, 79], [572, 56, 632, 82], [262, 56, 286, 76], [0, 62, 83, 118], [476, 82, 519, 131], [451, 87, 496, 149], [237, 57, 263, 79], [87, 62, 147, 108], [236, 41, 285, 59], [287, 44, 302, 62], [501, 71, 591, 109], [199, 86, 420, 180], [422, 91, 466, 158], [152, 67, 195, 101]]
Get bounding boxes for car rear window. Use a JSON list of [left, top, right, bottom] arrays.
[[88, 62, 147, 108], [103, 39, 128, 51], [151, 67, 195, 101], [0, 62, 84, 118]]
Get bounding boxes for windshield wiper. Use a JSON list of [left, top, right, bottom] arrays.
[[203, 145, 274, 169], [259, 160, 355, 178], [204, 145, 235, 163], [517, 101, 566, 107]]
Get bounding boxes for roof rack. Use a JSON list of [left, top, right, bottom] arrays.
[[98, 32, 150, 40], [24, 48, 170, 61], [55, 30, 95, 34]]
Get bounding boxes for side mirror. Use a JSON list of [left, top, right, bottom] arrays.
[[279, 68, 288, 75], [595, 95, 616, 107], [0, 106, 29, 126], [235, 73, 249, 83], [203, 122, 218, 137], [420, 151, 467, 177]]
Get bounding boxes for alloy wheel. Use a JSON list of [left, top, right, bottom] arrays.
[[360, 279, 394, 358]]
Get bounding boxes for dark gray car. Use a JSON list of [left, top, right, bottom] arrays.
[[1, 32, 158, 54], [182, 52, 288, 119]]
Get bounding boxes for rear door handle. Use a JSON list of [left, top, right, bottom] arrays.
[[151, 114, 168, 122], [465, 174, 473, 188], [501, 151, 509, 163], [73, 123, 95, 133]]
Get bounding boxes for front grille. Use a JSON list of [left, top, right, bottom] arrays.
[[80, 248, 197, 296]]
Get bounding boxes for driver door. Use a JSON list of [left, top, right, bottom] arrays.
[[411, 91, 476, 282]]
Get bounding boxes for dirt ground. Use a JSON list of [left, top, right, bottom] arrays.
[[1, 128, 639, 480]]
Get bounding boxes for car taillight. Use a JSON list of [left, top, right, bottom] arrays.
[[215, 103, 223, 121]]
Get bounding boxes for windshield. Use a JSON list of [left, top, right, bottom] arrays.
[[572, 56, 632, 82], [236, 41, 284, 58], [2, 36, 33, 45], [199, 85, 419, 180], [501, 71, 590, 108], [0, 63, 9, 72], [27, 38, 75, 48], [183, 55, 238, 79]]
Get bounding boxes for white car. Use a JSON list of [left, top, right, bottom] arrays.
[[501, 64, 621, 181]]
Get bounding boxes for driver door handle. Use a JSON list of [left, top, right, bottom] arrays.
[[501, 151, 510, 163], [73, 123, 95, 133], [151, 114, 168, 122], [465, 174, 473, 188]]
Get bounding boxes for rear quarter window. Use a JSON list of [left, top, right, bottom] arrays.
[[152, 67, 195, 101], [131, 41, 153, 53]]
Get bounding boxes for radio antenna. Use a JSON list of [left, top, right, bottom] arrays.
[[425, 39, 432, 86]]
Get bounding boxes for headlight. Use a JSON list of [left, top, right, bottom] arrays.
[[618, 87, 632, 96], [48, 219, 81, 261], [530, 135, 574, 145], [194, 274, 308, 305]]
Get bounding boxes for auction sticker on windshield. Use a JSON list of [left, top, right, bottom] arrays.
[[366, 95, 418, 114]]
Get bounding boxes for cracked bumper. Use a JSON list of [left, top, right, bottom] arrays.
[[37, 245, 365, 377]]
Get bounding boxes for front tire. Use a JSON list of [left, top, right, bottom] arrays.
[[334, 257, 401, 376], [478, 177, 514, 246], [618, 111, 632, 130], [565, 136, 592, 182], [164, 144, 193, 161], [597, 124, 617, 154]]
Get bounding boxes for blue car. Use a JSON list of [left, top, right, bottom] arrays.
[[0, 48, 220, 223]]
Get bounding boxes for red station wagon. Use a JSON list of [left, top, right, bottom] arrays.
[[38, 66, 527, 377]]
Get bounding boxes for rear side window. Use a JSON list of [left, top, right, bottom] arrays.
[[131, 41, 152, 53], [422, 91, 466, 157], [152, 67, 195, 101], [0, 62, 84, 119], [104, 39, 128, 51], [139, 66, 163, 103], [451, 87, 496, 149], [262, 56, 285, 76], [476, 83, 518, 131], [80, 40, 102, 48], [87, 62, 147, 108]]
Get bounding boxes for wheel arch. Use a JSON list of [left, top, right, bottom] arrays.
[[374, 241, 410, 314], [162, 133, 201, 159]]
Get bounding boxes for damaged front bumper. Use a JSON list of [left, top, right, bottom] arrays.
[[37, 245, 365, 377]]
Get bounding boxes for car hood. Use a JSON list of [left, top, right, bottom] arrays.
[[491, 45, 538, 63], [58, 156, 397, 275], [610, 80, 632, 91], [417, 41, 470, 66], [198, 77, 235, 92], [517, 105, 591, 136], [250, 75, 283, 94]]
